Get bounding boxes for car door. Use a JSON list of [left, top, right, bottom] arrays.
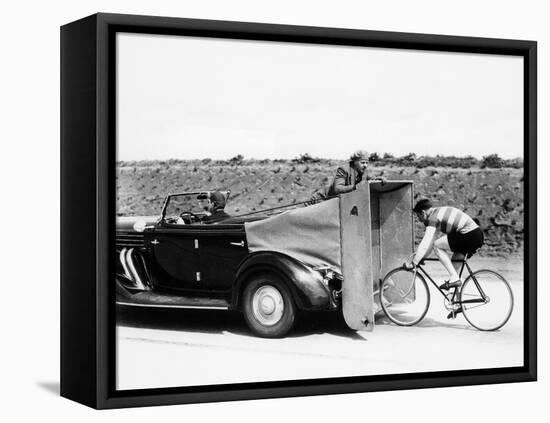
[[196, 224, 248, 292], [148, 226, 201, 291]]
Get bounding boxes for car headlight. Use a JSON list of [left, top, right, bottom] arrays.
[[133, 220, 147, 232]]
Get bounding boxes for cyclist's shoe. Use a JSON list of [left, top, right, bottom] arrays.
[[447, 306, 463, 319], [439, 279, 462, 291]]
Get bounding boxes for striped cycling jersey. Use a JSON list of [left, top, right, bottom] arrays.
[[425, 207, 478, 235]]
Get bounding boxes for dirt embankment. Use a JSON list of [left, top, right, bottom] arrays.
[[116, 161, 523, 255]]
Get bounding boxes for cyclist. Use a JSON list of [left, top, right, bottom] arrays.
[[404, 199, 484, 295]]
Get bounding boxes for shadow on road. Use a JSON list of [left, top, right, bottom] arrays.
[[293, 311, 365, 340], [117, 306, 247, 335], [116, 306, 362, 339], [414, 317, 476, 331], [375, 314, 475, 331]]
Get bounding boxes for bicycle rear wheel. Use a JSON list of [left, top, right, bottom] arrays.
[[380, 268, 430, 326], [460, 270, 514, 331]]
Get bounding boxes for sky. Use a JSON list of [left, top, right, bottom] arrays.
[[116, 33, 523, 161]]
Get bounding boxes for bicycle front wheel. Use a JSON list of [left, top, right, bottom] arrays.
[[380, 268, 430, 326], [460, 270, 514, 331]]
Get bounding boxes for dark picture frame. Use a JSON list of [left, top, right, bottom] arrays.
[[60, 13, 537, 409]]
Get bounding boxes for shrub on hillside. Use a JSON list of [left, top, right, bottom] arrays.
[[228, 154, 244, 165], [435, 155, 478, 168], [415, 156, 437, 168], [380, 152, 395, 166], [292, 153, 320, 164], [504, 157, 524, 169], [368, 152, 381, 162], [394, 153, 417, 166], [481, 154, 504, 169], [166, 158, 185, 166], [460, 155, 479, 168]]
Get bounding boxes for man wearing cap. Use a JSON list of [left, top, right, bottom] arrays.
[[309, 150, 385, 203], [203, 191, 231, 223]]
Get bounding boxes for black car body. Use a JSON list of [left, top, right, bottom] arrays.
[[116, 191, 342, 337]]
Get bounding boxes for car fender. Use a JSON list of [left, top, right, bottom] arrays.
[[234, 251, 331, 310], [115, 274, 135, 299]]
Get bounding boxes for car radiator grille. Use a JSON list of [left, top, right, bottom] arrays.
[[116, 231, 145, 248]]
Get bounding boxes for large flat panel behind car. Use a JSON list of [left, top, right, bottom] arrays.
[[340, 183, 374, 331]]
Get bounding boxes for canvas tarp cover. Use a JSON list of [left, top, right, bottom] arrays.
[[244, 198, 341, 270]]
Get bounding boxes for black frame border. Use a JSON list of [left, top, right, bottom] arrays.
[[61, 12, 537, 409]]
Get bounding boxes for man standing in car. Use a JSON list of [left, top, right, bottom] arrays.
[[309, 150, 385, 203]]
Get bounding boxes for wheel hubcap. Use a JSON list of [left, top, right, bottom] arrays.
[[252, 285, 284, 326], [260, 297, 276, 314]]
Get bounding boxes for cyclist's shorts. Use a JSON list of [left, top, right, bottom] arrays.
[[448, 227, 484, 257]]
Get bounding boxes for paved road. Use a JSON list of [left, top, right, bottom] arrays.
[[116, 257, 524, 390]]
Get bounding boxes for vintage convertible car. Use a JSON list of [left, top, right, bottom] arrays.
[[116, 182, 414, 337]]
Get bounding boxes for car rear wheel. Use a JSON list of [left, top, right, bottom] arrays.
[[242, 273, 296, 338]]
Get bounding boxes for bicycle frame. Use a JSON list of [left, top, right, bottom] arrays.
[[414, 258, 487, 305]]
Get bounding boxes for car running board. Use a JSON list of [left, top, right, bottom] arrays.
[[116, 291, 230, 310]]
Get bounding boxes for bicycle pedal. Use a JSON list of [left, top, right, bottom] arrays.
[[447, 306, 463, 319]]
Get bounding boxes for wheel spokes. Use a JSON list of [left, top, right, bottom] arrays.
[[381, 269, 430, 326], [460, 270, 513, 331]]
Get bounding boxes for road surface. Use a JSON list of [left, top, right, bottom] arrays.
[[116, 256, 524, 390]]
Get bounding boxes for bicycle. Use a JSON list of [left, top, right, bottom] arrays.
[[379, 257, 514, 331]]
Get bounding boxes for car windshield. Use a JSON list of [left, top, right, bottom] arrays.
[[164, 193, 210, 220]]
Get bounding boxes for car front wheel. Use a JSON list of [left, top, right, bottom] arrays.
[[242, 273, 296, 338]]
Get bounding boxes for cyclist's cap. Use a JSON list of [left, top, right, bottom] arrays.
[[413, 199, 432, 213]]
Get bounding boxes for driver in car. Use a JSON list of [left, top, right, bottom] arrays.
[[202, 191, 231, 223]]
